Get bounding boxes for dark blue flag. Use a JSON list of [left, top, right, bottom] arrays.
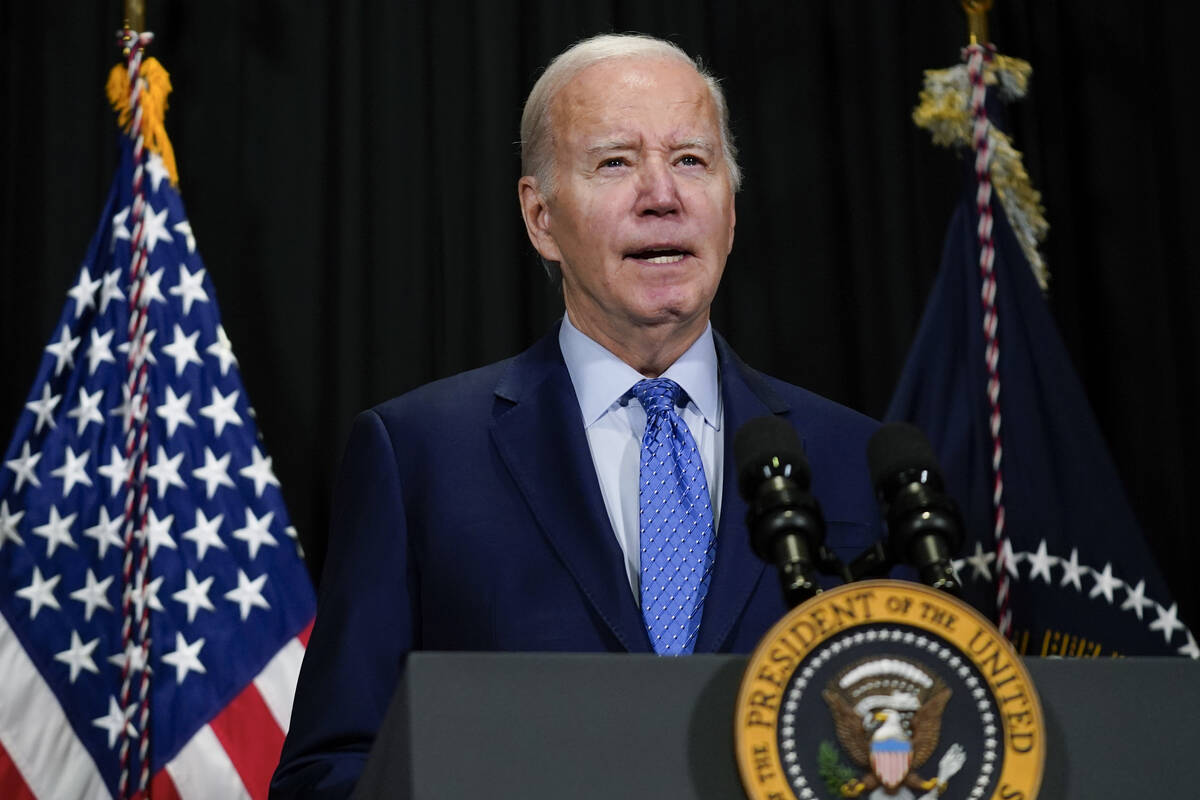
[[0, 47, 316, 798], [889, 49, 1194, 658]]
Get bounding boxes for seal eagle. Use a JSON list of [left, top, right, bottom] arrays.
[[822, 658, 953, 797]]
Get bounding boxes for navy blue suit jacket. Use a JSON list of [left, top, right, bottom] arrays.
[[271, 325, 883, 797]]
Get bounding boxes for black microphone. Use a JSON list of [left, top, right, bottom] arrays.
[[866, 423, 965, 594], [735, 416, 826, 608]]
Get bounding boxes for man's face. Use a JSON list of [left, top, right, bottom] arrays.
[[524, 56, 736, 355]]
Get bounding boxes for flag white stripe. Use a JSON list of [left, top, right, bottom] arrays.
[[0, 612, 110, 799], [165, 723, 251, 800], [252, 636, 305, 732]]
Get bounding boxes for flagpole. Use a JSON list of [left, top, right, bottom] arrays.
[[114, 6, 156, 794], [962, 0, 992, 45]]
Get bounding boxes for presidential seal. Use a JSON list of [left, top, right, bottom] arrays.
[[735, 580, 1043, 800]]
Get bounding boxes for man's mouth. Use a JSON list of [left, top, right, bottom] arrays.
[[626, 248, 690, 264]]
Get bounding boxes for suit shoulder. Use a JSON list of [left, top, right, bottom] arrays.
[[756, 371, 880, 440], [367, 357, 514, 427], [716, 333, 879, 441]]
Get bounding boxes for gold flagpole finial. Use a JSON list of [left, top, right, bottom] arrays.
[[124, 0, 146, 33], [962, 0, 993, 46]]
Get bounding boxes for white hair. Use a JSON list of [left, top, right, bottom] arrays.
[[519, 33, 742, 199]]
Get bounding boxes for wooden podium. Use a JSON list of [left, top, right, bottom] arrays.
[[355, 652, 1198, 799]]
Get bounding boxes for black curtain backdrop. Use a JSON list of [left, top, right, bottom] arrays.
[[3, 2, 1196, 630]]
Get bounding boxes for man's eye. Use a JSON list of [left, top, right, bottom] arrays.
[[678, 154, 704, 167], [599, 158, 626, 169]]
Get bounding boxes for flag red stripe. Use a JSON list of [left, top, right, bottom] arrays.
[[151, 767, 183, 800], [130, 767, 182, 800], [297, 619, 313, 647], [0, 740, 36, 800], [208, 683, 285, 800]]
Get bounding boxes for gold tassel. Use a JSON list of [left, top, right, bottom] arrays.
[[106, 57, 179, 186], [912, 57, 1050, 290]]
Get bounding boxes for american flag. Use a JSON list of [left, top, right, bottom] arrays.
[[0, 48, 316, 799]]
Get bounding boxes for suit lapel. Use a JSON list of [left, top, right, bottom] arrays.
[[490, 330, 652, 653], [694, 336, 791, 652]]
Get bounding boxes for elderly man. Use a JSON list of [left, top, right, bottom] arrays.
[[272, 33, 882, 797]]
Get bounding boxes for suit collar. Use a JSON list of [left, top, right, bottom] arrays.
[[491, 324, 789, 654], [693, 333, 787, 652], [491, 324, 653, 653]]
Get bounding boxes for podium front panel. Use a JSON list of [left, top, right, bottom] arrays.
[[356, 652, 1198, 799]]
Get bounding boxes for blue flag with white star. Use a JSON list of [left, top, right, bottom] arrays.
[[0, 81, 316, 796], [886, 168, 1194, 658]]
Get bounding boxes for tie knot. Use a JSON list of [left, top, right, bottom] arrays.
[[632, 378, 683, 416]]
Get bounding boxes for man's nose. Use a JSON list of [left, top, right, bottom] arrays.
[[634, 158, 681, 216]]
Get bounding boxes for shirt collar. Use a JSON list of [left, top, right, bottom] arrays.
[[559, 312, 721, 430]]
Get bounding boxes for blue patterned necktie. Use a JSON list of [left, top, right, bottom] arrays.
[[632, 378, 717, 655]]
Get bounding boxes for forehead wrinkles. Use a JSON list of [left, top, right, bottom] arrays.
[[551, 59, 718, 146], [562, 110, 721, 169]]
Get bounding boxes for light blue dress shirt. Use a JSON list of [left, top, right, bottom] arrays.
[[558, 313, 724, 597]]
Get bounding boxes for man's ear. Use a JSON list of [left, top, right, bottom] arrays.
[[518, 176, 563, 263], [727, 196, 736, 255]]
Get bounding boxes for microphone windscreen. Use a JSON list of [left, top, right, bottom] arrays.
[[866, 422, 941, 492], [734, 416, 811, 499]]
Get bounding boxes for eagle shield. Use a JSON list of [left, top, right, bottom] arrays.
[[870, 733, 912, 790]]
